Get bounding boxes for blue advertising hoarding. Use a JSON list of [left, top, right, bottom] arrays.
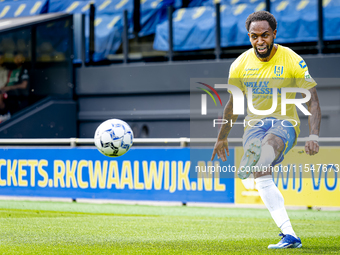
[[0, 147, 235, 203]]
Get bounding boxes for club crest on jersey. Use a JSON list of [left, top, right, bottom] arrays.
[[274, 65, 284, 77]]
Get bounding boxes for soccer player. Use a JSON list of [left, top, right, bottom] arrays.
[[211, 11, 321, 249]]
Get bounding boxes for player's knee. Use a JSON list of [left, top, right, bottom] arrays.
[[263, 136, 284, 157]]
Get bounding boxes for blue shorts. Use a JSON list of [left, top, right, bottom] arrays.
[[243, 118, 296, 166]]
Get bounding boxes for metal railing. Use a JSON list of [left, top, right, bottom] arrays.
[[0, 137, 339, 147]]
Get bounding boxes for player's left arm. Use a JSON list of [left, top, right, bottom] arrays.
[[0, 80, 27, 93], [304, 87, 321, 155], [0, 68, 28, 93]]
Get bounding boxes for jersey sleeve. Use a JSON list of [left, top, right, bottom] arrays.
[[294, 58, 317, 90], [228, 62, 244, 93]]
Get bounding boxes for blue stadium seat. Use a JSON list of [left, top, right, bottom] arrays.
[[48, 0, 133, 14], [323, 0, 340, 41], [48, 0, 173, 37], [272, 0, 318, 43], [84, 13, 126, 62], [154, 3, 262, 51], [48, 0, 91, 14], [49, 0, 132, 59], [48, 0, 174, 59], [0, 0, 48, 19], [154, 0, 340, 51], [189, 0, 211, 7], [139, 0, 174, 37]]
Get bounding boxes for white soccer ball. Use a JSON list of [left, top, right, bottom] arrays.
[[94, 119, 133, 157]]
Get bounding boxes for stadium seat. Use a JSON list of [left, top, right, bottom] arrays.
[[0, 0, 48, 19], [324, 0, 340, 41]]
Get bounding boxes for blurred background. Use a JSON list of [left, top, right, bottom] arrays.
[[0, 0, 338, 140]]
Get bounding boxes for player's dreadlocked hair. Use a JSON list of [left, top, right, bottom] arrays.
[[245, 11, 277, 32]]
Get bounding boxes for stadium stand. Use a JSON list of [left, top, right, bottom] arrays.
[[47, 0, 173, 60], [154, 0, 340, 51], [0, 0, 339, 61]]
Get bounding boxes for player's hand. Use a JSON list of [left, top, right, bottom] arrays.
[[211, 139, 229, 162], [305, 140, 319, 156]]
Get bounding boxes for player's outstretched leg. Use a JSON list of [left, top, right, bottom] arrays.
[[253, 134, 300, 249], [237, 138, 261, 179]]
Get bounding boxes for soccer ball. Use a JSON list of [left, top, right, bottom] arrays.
[[94, 119, 133, 157]]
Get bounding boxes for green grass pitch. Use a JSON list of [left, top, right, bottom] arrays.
[[0, 200, 339, 254]]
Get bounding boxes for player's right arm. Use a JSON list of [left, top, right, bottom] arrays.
[[211, 59, 244, 161], [293, 55, 320, 156], [211, 95, 238, 161], [303, 87, 321, 156]]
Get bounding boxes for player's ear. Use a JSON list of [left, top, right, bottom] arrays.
[[273, 29, 277, 39], [248, 32, 251, 40]]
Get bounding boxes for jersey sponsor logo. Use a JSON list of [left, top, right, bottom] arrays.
[[299, 60, 307, 69], [274, 65, 284, 77], [304, 70, 314, 83], [243, 68, 260, 76], [243, 81, 280, 95], [245, 68, 259, 71]]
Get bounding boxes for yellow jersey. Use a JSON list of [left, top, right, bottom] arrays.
[[228, 44, 317, 141]]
